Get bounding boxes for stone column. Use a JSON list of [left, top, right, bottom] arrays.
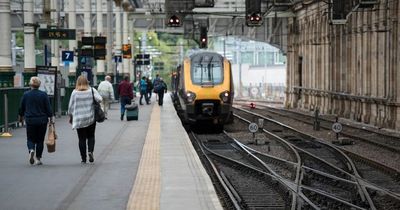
[[0, 0, 14, 87], [394, 0, 400, 129], [83, 0, 92, 84], [122, 7, 129, 74], [370, 10, 379, 125], [83, 0, 91, 37], [114, 0, 123, 81], [51, 0, 59, 69], [129, 17, 135, 78], [106, 0, 113, 77], [68, 0, 77, 86], [96, 0, 105, 83], [23, 0, 36, 86]]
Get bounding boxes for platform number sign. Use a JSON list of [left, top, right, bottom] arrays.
[[249, 123, 259, 133], [332, 122, 343, 133], [62, 51, 74, 62]]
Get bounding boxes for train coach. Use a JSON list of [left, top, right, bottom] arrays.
[[172, 51, 234, 127]]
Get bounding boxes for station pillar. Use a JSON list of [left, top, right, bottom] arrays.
[[50, 0, 59, 69], [68, 0, 77, 86], [122, 1, 132, 75], [114, 0, 123, 77], [23, 0, 36, 86], [96, 0, 105, 84], [0, 0, 14, 87]]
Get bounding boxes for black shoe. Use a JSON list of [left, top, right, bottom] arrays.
[[120, 115, 124, 121], [81, 161, 86, 164], [88, 152, 94, 163]]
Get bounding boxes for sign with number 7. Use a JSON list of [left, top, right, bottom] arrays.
[[62, 51, 74, 62]]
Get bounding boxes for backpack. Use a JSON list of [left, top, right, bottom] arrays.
[[155, 82, 166, 92]]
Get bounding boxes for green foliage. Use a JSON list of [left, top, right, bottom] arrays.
[[136, 31, 198, 85], [15, 31, 24, 47]]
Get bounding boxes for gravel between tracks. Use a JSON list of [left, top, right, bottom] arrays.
[[233, 105, 400, 171]]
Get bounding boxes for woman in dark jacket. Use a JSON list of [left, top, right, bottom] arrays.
[[19, 77, 53, 165]]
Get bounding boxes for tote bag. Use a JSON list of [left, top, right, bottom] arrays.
[[46, 122, 57, 153]]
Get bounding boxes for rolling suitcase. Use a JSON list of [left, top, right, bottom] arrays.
[[125, 102, 139, 121]]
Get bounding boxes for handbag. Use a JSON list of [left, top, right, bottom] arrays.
[[46, 122, 57, 153], [92, 88, 105, 123]]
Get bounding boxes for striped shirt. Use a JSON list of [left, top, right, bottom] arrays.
[[68, 88, 102, 129]]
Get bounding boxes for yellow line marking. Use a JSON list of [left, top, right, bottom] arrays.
[[126, 105, 161, 210]]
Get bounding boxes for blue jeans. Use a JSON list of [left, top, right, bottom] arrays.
[[26, 123, 47, 158], [120, 96, 131, 116]]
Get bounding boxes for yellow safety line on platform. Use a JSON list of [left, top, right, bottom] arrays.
[[0, 132, 12, 137], [126, 105, 161, 210]]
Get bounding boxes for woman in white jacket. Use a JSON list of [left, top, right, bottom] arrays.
[[68, 76, 102, 164]]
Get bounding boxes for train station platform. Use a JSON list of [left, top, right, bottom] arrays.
[[0, 94, 222, 210]]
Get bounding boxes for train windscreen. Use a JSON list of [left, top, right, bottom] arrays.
[[191, 53, 224, 85]]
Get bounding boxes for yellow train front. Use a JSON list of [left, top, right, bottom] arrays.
[[175, 51, 234, 126]]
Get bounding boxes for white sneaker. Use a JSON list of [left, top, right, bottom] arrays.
[[29, 150, 35, 165], [35, 159, 42, 165]]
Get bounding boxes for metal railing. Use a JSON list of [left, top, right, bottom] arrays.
[[1, 85, 123, 129], [0, 88, 29, 131]]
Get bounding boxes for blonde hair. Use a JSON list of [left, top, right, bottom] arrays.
[[29, 77, 41, 89], [75, 75, 89, 91]]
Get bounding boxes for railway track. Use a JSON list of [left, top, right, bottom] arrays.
[[190, 130, 378, 209], [229, 107, 400, 209], [237, 101, 400, 153], [191, 133, 294, 209]]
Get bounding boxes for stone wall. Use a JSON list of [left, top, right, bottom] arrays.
[[285, 0, 400, 129]]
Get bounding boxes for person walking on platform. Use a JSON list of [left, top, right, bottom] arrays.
[[118, 75, 133, 120], [97, 75, 114, 119], [146, 77, 153, 102], [153, 74, 160, 101], [156, 77, 168, 106], [139, 76, 149, 105], [68, 76, 102, 164], [19, 77, 53, 165]]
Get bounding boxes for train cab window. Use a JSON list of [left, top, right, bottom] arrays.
[[191, 53, 223, 85]]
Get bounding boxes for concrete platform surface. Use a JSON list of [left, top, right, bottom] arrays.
[[0, 94, 222, 210]]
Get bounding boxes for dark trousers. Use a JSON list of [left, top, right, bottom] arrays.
[[26, 123, 47, 159], [76, 123, 96, 162], [120, 96, 131, 116], [140, 90, 149, 104], [158, 91, 165, 106]]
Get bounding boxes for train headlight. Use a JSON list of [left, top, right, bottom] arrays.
[[219, 91, 230, 103], [186, 91, 196, 103]]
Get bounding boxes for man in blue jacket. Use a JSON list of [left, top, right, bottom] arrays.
[[19, 77, 53, 165]]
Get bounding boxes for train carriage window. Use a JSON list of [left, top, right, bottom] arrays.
[[191, 53, 223, 85]]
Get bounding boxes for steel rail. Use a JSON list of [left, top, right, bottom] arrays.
[[233, 107, 377, 209]]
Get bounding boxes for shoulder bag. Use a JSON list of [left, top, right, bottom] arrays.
[[92, 88, 105, 123]]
